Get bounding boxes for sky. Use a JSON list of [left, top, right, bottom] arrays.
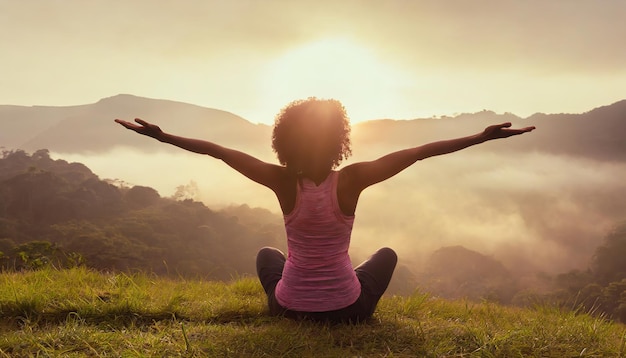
[[1, 0, 625, 124]]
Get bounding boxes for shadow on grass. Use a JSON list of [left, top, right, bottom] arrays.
[[0, 301, 270, 330], [0, 300, 424, 339]]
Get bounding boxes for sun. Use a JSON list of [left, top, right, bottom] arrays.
[[258, 37, 413, 123]]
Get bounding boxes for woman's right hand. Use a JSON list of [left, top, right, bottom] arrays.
[[114, 118, 163, 139], [480, 122, 535, 141]]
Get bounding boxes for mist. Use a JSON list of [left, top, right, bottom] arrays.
[[351, 150, 626, 276], [52, 143, 626, 287], [51, 147, 279, 210]]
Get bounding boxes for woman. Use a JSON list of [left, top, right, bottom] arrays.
[[115, 97, 534, 323]]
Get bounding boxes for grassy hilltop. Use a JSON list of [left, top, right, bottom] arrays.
[[1, 268, 625, 357]]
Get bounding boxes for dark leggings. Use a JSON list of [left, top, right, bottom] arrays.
[[256, 247, 397, 323]]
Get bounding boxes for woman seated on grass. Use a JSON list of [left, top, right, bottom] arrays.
[[115, 97, 534, 323]]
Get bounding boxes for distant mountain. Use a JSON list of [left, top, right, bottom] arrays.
[[519, 101, 626, 161], [0, 103, 92, 151], [351, 100, 626, 162], [1, 95, 625, 161], [1, 94, 272, 154]]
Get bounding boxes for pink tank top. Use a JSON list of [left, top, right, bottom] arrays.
[[275, 171, 361, 312]]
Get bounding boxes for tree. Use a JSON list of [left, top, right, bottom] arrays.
[[601, 279, 626, 323], [555, 269, 593, 293], [124, 185, 160, 208], [577, 283, 603, 313], [13, 241, 59, 270], [592, 222, 626, 284], [172, 180, 200, 201], [32, 149, 50, 161]]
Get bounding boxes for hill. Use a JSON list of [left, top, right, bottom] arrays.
[[1, 94, 272, 154], [0, 149, 286, 280], [1, 267, 624, 357], [351, 100, 626, 162], [420, 245, 515, 302]]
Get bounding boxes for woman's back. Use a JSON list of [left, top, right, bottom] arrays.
[[275, 171, 361, 312]]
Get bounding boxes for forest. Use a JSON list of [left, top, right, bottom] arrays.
[[0, 148, 286, 280], [0, 149, 625, 323]]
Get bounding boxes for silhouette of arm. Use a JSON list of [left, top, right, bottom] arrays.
[[343, 122, 535, 191], [114, 118, 284, 189]]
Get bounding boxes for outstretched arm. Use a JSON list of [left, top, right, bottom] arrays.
[[343, 122, 535, 191], [114, 118, 284, 189]]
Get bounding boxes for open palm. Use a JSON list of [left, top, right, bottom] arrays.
[[482, 122, 535, 140], [114, 118, 163, 139]]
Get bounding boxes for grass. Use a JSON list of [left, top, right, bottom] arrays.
[[1, 267, 625, 357]]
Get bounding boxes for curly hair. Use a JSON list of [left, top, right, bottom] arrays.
[[272, 97, 352, 171]]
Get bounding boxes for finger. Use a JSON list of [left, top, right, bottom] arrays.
[[114, 119, 133, 129], [135, 118, 149, 126], [500, 122, 512, 128], [517, 126, 535, 133], [510, 127, 536, 135]]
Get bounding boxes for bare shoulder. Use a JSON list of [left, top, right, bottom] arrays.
[[337, 164, 365, 216], [337, 164, 356, 188], [273, 166, 298, 215], [338, 162, 370, 191]]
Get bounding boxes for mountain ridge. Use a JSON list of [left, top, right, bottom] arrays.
[[1, 94, 625, 161]]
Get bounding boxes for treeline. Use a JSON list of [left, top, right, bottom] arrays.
[[0, 149, 286, 280]]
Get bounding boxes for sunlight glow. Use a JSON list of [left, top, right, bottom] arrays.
[[258, 38, 415, 123]]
